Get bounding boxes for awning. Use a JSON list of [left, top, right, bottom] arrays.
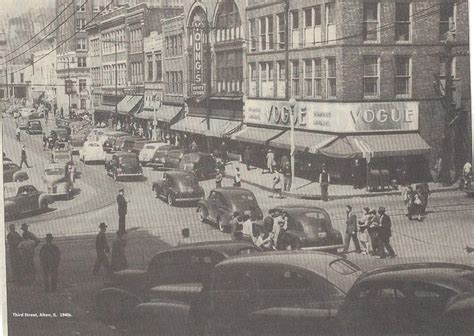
[[117, 95, 142, 115], [232, 126, 285, 145], [269, 131, 337, 154], [95, 104, 116, 114], [171, 116, 242, 137], [135, 105, 182, 123], [319, 133, 431, 159]]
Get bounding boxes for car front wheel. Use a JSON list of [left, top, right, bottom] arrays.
[[167, 193, 175, 206], [217, 217, 226, 232], [198, 206, 207, 223]]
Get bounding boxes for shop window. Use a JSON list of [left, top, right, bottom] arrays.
[[326, 57, 336, 98], [395, 56, 411, 97], [395, 3, 411, 42], [291, 60, 300, 97], [439, 2, 456, 41], [363, 56, 379, 98], [363, 2, 379, 42], [80, 99, 86, 109]]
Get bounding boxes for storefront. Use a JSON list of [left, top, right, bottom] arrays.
[[234, 99, 431, 184]]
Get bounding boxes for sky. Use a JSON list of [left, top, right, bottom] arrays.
[[0, 0, 55, 17]]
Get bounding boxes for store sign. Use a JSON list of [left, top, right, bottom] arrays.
[[191, 17, 205, 97], [244, 99, 419, 133]]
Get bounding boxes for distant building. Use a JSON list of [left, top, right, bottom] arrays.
[[0, 30, 7, 99], [30, 39, 57, 107]]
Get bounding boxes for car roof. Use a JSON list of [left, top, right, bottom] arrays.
[[218, 250, 348, 273], [166, 170, 195, 177], [213, 187, 254, 195], [115, 151, 138, 157], [166, 240, 259, 257], [355, 263, 474, 292]]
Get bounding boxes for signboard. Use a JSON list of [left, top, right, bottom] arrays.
[[191, 17, 205, 97], [244, 99, 419, 133]]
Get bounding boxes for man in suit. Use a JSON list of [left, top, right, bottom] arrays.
[[342, 205, 361, 254], [93, 223, 111, 275], [20, 146, 31, 168], [39, 233, 60, 292], [319, 166, 330, 201], [377, 207, 396, 259], [116, 188, 128, 234]]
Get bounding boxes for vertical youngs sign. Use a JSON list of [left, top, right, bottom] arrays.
[[192, 18, 206, 97]]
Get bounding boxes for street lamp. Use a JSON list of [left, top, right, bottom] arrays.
[[289, 96, 296, 192]]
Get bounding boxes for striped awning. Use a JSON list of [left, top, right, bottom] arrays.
[[269, 131, 337, 154], [171, 116, 242, 138], [117, 95, 143, 115], [231, 126, 284, 145]]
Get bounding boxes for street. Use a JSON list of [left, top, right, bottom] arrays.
[[3, 115, 474, 335]]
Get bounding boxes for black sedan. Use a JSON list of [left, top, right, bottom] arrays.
[[163, 149, 193, 170], [254, 206, 343, 252], [26, 120, 43, 134], [178, 152, 216, 180], [152, 171, 204, 206], [105, 152, 143, 181], [148, 145, 181, 168]]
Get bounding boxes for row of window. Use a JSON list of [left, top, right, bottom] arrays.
[[165, 71, 183, 94], [165, 34, 183, 58], [130, 62, 143, 85], [77, 38, 87, 51], [90, 38, 100, 56], [102, 29, 126, 55], [145, 53, 163, 82], [130, 28, 143, 54], [103, 63, 127, 86], [91, 67, 101, 86], [76, 18, 86, 32]]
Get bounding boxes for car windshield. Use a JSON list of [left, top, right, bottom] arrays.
[[182, 153, 200, 162], [301, 211, 332, 238], [176, 174, 198, 187], [119, 156, 138, 165], [45, 167, 65, 176], [30, 122, 41, 128]]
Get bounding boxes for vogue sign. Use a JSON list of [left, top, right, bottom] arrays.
[[245, 99, 419, 133]]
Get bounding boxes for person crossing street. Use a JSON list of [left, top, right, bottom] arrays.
[[377, 207, 396, 259], [342, 205, 361, 254], [116, 188, 128, 234], [19, 145, 31, 168], [93, 223, 111, 275]]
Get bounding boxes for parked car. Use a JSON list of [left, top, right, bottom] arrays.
[[49, 128, 70, 147], [42, 163, 74, 199], [100, 131, 128, 152], [138, 142, 167, 165], [164, 148, 193, 170], [148, 145, 181, 168], [3, 161, 29, 183], [178, 152, 216, 180], [251, 206, 344, 252], [70, 127, 92, 151], [337, 262, 474, 336], [18, 116, 29, 129], [152, 171, 205, 206], [132, 139, 158, 156], [51, 149, 79, 178], [96, 241, 260, 327], [88, 127, 111, 142], [26, 120, 43, 134], [4, 183, 54, 220], [197, 187, 264, 232], [114, 135, 142, 153], [105, 152, 143, 181], [79, 141, 105, 164]]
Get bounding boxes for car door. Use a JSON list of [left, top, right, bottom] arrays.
[[3, 163, 14, 182], [24, 186, 41, 211], [215, 193, 231, 224], [207, 191, 219, 221], [207, 265, 258, 335], [15, 186, 31, 212]]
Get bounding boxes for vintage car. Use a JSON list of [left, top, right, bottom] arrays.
[[164, 148, 193, 170], [197, 187, 264, 232], [19, 107, 35, 118], [70, 127, 92, 151], [251, 206, 344, 252], [87, 127, 110, 142], [152, 171, 205, 206], [113, 135, 143, 153], [131, 139, 157, 156], [42, 163, 74, 199], [4, 183, 54, 220], [337, 262, 474, 336], [105, 152, 143, 181], [18, 116, 29, 129], [79, 141, 105, 164], [51, 150, 79, 178], [138, 142, 167, 165], [26, 120, 43, 134], [3, 161, 29, 183], [148, 145, 182, 168], [100, 131, 128, 152], [178, 152, 216, 180], [49, 128, 70, 148], [96, 241, 260, 328]]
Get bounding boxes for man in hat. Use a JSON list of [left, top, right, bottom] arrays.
[[377, 207, 396, 259], [39, 234, 60, 292], [20, 145, 31, 168], [116, 189, 128, 234], [93, 223, 111, 275], [18, 224, 40, 285], [7, 224, 23, 283], [230, 212, 242, 241], [215, 168, 223, 188], [319, 166, 331, 202], [342, 205, 361, 254], [177, 228, 191, 246], [20, 223, 40, 246]]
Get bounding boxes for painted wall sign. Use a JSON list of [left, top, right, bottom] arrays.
[[244, 99, 419, 133]]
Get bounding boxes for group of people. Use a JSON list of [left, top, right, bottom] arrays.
[[7, 223, 60, 292], [93, 222, 128, 275], [342, 205, 396, 259], [402, 183, 430, 221]]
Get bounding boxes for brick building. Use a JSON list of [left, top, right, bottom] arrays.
[[237, 0, 470, 183]]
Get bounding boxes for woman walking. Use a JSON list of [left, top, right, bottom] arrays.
[[271, 170, 283, 198], [357, 207, 371, 255]]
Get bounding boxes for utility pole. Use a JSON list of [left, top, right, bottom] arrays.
[[67, 58, 71, 119], [205, 27, 212, 152], [5, 59, 9, 101], [285, 0, 290, 101]]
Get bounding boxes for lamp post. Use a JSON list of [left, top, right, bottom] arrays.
[[289, 96, 296, 192]]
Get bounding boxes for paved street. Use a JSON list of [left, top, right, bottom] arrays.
[[3, 116, 474, 335]]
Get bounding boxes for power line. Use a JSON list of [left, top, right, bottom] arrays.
[[4, 0, 114, 78], [3, 0, 91, 66], [4, 0, 76, 60]]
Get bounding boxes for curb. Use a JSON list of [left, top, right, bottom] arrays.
[[224, 175, 459, 200]]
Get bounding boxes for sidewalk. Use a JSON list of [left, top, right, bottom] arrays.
[[223, 161, 458, 200]]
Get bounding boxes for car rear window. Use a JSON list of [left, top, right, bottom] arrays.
[[329, 259, 360, 275], [45, 167, 65, 176]]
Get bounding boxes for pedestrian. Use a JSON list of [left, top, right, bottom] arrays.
[[215, 169, 223, 188], [19, 145, 31, 168], [18, 224, 40, 285], [111, 231, 128, 271], [6, 224, 23, 283], [377, 207, 396, 259], [230, 212, 243, 241], [367, 209, 379, 256], [233, 167, 242, 187], [419, 183, 430, 216], [271, 170, 283, 198], [93, 223, 111, 275], [282, 161, 292, 191], [406, 186, 416, 220], [357, 207, 371, 255], [241, 212, 253, 238], [20, 223, 40, 245], [177, 228, 191, 246], [220, 141, 228, 164], [353, 159, 364, 189], [116, 188, 128, 234], [191, 139, 198, 152], [342, 205, 361, 254], [274, 215, 289, 250], [60, 107, 64, 119], [242, 146, 252, 171], [42, 134, 48, 151], [413, 192, 423, 221], [39, 233, 60, 292], [280, 155, 289, 171], [263, 149, 275, 174], [16, 125, 21, 142], [319, 166, 330, 202]]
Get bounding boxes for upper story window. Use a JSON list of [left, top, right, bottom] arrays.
[[363, 2, 379, 42], [155, 53, 162, 81], [77, 1, 86, 12], [326, 2, 336, 43], [326, 57, 337, 98], [249, 19, 257, 52], [395, 56, 411, 97], [76, 18, 86, 32], [277, 13, 286, 50], [363, 56, 380, 97], [291, 10, 300, 49], [291, 60, 300, 97], [215, 0, 242, 43], [440, 2, 456, 41], [259, 16, 273, 51], [395, 3, 411, 42], [78, 57, 87, 68], [20, 73, 24, 83], [77, 38, 87, 51]]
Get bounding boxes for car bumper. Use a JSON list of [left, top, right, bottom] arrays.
[[117, 173, 143, 177], [175, 196, 204, 202], [301, 244, 344, 252]]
